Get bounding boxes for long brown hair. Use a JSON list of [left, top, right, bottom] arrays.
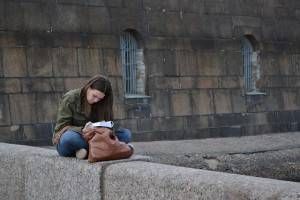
[[81, 75, 114, 122]]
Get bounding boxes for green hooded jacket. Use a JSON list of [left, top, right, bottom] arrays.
[[52, 88, 89, 145]]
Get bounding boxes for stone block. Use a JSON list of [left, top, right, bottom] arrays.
[[87, 35, 119, 49], [149, 90, 170, 117], [137, 118, 155, 132], [288, 54, 300, 75], [147, 12, 168, 36], [52, 32, 82, 48], [213, 89, 232, 114], [0, 48, 2, 77], [162, 50, 178, 76], [170, 91, 191, 116], [191, 89, 214, 115], [149, 77, 180, 90], [224, 52, 243, 76], [64, 77, 90, 91], [245, 93, 268, 113], [203, 0, 230, 15], [23, 123, 53, 141], [3, 48, 27, 77], [110, 77, 124, 103], [186, 115, 209, 129], [0, 126, 22, 142], [231, 89, 246, 113], [247, 112, 267, 125], [179, 0, 204, 13], [0, 78, 21, 93], [165, 12, 185, 37], [214, 39, 240, 52], [212, 113, 248, 127], [145, 50, 164, 76], [27, 47, 53, 77], [5, 2, 24, 31], [104, 161, 300, 200], [36, 93, 60, 123], [23, 2, 50, 31], [78, 48, 103, 76], [264, 89, 284, 112], [143, 0, 180, 11], [124, 0, 144, 9], [175, 50, 198, 76], [107, 0, 122, 7], [145, 50, 177, 76], [227, 0, 262, 16], [153, 117, 185, 131], [109, 8, 146, 34], [218, 76, 242, 88], [183, 14, 204, 37], [103, 49, 121, 76], [190, 39, 215, 51], [9, 94, 37, 124], [144, 37, 172, 50], [195, 77, 218, 89], [219, 126, 243, 137], [282, 89, 300, 110], [22, 78, 65, 92], [0, 0, 4, 30], [260, 52, 281, 75], [52, 4, 88, 32], [87, 0, 105, 6], [184, 128, 211, 140], [179, 77, 195, 89], [113, 103, 126, 120], [197, 52, 225, 76], [125, 102, 151, 118], [87, 7, 111, 33], [52, 48, 78, 77], [0, 95, 10, 126], [232, 16, 261, 28], [214, 16, 233, 39]]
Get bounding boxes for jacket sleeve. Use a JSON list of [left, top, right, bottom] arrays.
[[52, 96, 83, 144]]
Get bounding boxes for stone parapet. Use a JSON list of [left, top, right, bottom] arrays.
[[0, 143, 299, 200]]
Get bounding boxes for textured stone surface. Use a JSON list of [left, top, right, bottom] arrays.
[[27, 48, 53, 77], [0, 143, 149, 200], [1, 0, 300, 144], [105, 161, 300, 200], [3, 48, 27, 77], [133, 132, 300, 181]]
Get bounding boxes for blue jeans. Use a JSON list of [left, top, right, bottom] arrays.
[[56, 128, 132, 157]]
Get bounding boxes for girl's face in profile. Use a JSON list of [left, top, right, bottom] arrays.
[[86, 88, 105, 104]]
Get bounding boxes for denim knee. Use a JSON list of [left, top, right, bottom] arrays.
[[57, 130, 88, 157], [115, 128, 132, 144]]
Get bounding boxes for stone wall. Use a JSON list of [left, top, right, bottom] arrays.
[[0, 0, 300, 145]]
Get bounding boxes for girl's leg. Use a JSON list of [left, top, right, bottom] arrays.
[[115, 128, 132, 144], [56, 130, 88, 157]]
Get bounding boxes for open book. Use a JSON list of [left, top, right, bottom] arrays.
[[92, 121, 114, 129]]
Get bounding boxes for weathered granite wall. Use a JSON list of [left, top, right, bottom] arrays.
[[0, 0, 300, 144]]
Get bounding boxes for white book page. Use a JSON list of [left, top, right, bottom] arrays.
[[92, 121, 114, 128]]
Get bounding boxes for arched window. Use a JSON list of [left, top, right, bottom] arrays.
[[120, 30, 145, 96], [242, 35, 260, 93]]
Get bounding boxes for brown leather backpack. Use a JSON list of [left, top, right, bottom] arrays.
[[86, 127, 133, 163]]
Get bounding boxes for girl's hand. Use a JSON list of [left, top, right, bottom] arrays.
[[82, 121, 94, 133]]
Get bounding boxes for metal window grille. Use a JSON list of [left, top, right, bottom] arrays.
[[242, 38, 254, 91], [120, 32, 138, 95]]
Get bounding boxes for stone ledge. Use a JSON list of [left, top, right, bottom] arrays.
[[1, 143, 299, 200], [104, 161, 300, 200], [0, 143, 149, 200]]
